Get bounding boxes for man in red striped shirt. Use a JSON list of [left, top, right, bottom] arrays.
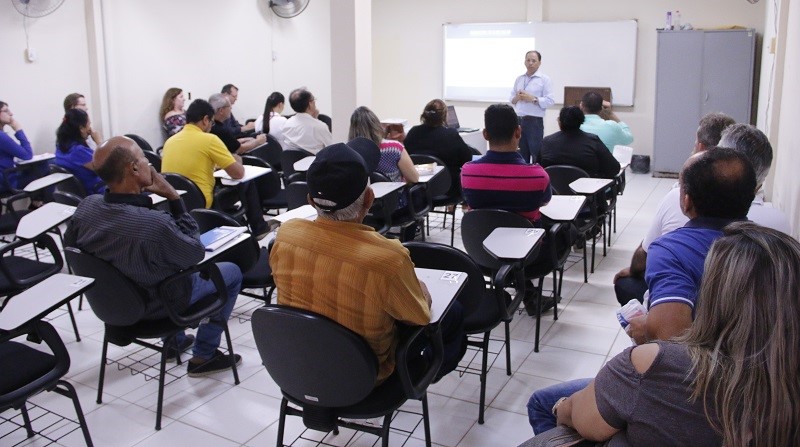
[[461, 104, 551, 221]]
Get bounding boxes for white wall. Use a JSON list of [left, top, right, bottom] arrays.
[[0, 0, 93, 153], [100, 0, 332, 147], [371, 0, 766, 157]]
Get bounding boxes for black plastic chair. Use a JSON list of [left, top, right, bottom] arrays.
[[52, 190, 83, 207], [545, 165, 604, 282], [0, 191, 30, 238], [410, 154, 461, 246], [248, 135, 283, 172], [49, 165, 88, 199], [461, 209, 570, 352], [252, 304, 440, 447], [190, 209, 273, 303], [125, 133, 155, 154], [404, 242, 515, 424], [0, 233, 81, 342], [162, 172, 206, 211], [280, 149, 313, 183], [240, 156, 286, 215], [143, 150, 162, 172], [286, 181, 309, 211], [64, 248, 240, 430], [0, 320, 94, 446]]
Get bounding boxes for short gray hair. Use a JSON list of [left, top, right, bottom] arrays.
[[719, 123, 773, 185], [208, 93, 229, 113], [313, 186, 368, 222]]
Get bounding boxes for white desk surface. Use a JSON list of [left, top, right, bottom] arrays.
[[16, 153, 55, 166], [149, 189, 186, 206], [569, 178, 613, 194], [269, 204, 317, 225], [0, 273, 94, 332], [415, 164, 444, 183], [618, 162, 630, 173], [16, 202, 76, 240], [483, 227, 545, 262], [293, 156, 316, 172], [371, 182, 406, 199], [459, 129, 487, 154], [214, 165, 271, 186], [539, 195, 586, 222], [201, 233, 250, 263], [415, 267, 467, 324], [23, 173, 74, 193]]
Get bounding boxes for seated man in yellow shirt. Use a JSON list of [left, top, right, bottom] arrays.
[[270, 141, 466, 383], [161, 99, 268, 238]]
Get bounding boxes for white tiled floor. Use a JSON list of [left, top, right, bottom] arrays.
[[4, 172, 674, 447]]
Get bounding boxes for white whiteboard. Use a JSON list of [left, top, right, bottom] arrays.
[[443, 20, 638, 106]]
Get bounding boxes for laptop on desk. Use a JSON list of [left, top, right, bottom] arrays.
[[446, 106, 479, 133]]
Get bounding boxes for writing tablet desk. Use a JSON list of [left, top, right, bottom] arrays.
[[214, 165, 271, 186], [201, 233, 251, 264], [539, 196, 586, 222], [149, 190, 186, 206], [414, 267, 467, 324], [15, 202, 76, 240], [568, 178, 613, 195], [0, 273, 94, 333], [16, 153, 55, 166], [293, 156, 315, 172], [268, 205, 317, 226], [415, 165, 444, 183], [371, 182, 406, 199], [23, 173, 74, 193]]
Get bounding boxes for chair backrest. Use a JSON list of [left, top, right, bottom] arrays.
[[64, 247, 148, 326], [365, 187, 399, 235], [403, 242, 483, 316], [460, 209, 535, 271], [281, 149, 313, 181], [52, 190, 82, 206], [252, 305, 377, 408], [249, 135, 283, 171], [0, 234, 64, 292], [545, 165, 589, 195], [318, 114, 333, 132], [190, 208, 241, 232], [125, 134, 155, 153], [612, 145, 633, 165], [190, 209, 259, 273], [241, 156, 280, 201], [286, 182, 310, 211], [143, 150, 162, 172], [162, 172, 206, 210], [410, 154, 452, 199], [49, 165, 87, 198]]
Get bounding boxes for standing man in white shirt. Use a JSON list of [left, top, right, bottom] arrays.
[[281, 88, 333, 154], [510, 51, 555, 163]]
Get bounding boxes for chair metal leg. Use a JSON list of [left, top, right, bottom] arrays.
[[552, 271, 559, 321], [222, 322, 240, 384], [56, 380, 94, 447], [591, 233, 597, 274], [277, 398, 288, 447], [96, 339, 109, 404], [534, 278, 544, 353], [478, 332, 490, 424], [582, 242, 588, 283], [155, 335, 172, 430], [78, 294, 84, 311], [504, 322, 512, 376], [381, 413, 391, 447], [66, 301, 81, 342], [20, 402, 35, 438], [421, 394, 432, 447]]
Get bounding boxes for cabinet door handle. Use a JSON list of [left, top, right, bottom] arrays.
[[704, 92, 710, 102]]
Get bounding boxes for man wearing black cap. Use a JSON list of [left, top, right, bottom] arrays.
[[270, 141, 465, 384]]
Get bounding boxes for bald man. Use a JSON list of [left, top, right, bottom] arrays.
[[64, 136, 242, 377]]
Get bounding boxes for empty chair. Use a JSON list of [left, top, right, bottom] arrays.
[[49, 164, 88, 199], [252, 304, 441, 447], [285, 181, 309, 211], [280, 149, 313, 183], [248, 135, 282, 171], [0, 320, 93, 446], [124, 133, 155, 153], [404, 241, 515, 424]]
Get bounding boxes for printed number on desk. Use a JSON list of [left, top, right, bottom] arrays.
[[440, 271, 462, 282], [70, 278, 93, 288]]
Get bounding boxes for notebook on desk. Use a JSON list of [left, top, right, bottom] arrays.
[[446, 106, 479, 133], [200, 226, 248, 252]]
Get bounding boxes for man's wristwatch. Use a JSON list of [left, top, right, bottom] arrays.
[[552, 397, 568, 416]]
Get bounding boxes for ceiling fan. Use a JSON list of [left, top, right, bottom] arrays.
[[269, 0, 310, 19]]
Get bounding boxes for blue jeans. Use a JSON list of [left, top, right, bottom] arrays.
[[174, 262, 242, 359], [527, 378, 592, 434], [519, 116, 544, 164]]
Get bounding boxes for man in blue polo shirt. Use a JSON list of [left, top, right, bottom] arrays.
[[525, 147, 756, 435]]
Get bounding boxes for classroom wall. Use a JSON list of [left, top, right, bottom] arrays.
[[100, 0, 332, 147], [371, 0, 766, 157], [0, 0, 93, 153]]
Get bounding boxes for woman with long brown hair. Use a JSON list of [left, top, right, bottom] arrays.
[[160, 87, 186, 137]]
